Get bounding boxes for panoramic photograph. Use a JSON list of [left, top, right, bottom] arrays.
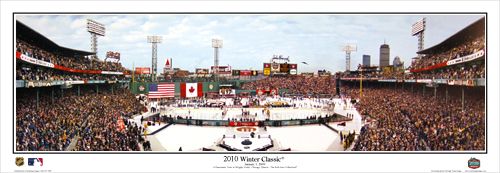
[[14, 14, 485, 152]]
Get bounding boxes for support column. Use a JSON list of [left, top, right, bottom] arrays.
[[51, 87, 54, 104], [36, 88, 40, 110], [97, 85, 99, 95], [78, 85, 81, 96], [462, 87, 465, 111], [434, 86, 437, 97], [423, 85, 425, 96], [445, 87, 449, 104]]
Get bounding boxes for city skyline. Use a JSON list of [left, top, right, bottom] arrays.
[[16, 14, 483, 73]]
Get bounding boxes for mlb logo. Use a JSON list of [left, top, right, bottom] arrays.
[[27, 158, 43, 166]]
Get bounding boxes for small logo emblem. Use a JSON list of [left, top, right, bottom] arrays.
[[28, 158, 43, 166], [139, 85, 145, 91], [236, 126, 257, 132], [468, 157, 480, 169], [15, 157, 24, 167]]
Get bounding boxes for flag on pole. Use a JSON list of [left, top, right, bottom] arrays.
[[148, 83, 175, 98], [132, 62, 135, 83]]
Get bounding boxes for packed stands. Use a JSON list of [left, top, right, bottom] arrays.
[[16, 86, 145, 151], [409, 17, 485, 80], [17, 62, 126, 81], [347, 84, 484, 151], [17, 39, 126, 72], [15, 20, 143, 151], [241, 76, 336, 96]]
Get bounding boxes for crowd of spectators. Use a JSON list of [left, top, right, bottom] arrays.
[[335, 35, 485, 81], [347, 85, 485, 151], [338, 59, 484, 80], [241, 76, 336, 96], [17, 40, 127, 72], [411, 36, 485, 69], [17, 63, 126, 81], [411, 36, 484, 70], [16, 87, 146, 151], [408, 62, 485, 80]]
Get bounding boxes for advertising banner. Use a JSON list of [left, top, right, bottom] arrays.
[[17, 52, 54, 68], [25, 80, 53, 88], [211, 66, 232, 74], [135, 67, 151, 74], [229, 121, 259, 126], [271, 63, 280, 72], [280, 63, 290, 73], [240, 70, 252, 76], [196, 68, 209, 74], [264, 68, 271, 76], [447, 49, 485, 66], [232, 70, 240, 76]]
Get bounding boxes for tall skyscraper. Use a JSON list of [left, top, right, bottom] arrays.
[[393, 56, 402, 68], [362, 55, 371, 66], [379, 43, 390, 69]]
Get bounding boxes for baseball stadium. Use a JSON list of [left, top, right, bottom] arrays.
[[15, 15, 485, 152]]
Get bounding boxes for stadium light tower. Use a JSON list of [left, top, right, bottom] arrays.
[[87, 19, 105, 59], [148, 36, 162, 82], [412, 18, 426, 57], [342, 44, 357, 71], [212, 39, 223, 82]]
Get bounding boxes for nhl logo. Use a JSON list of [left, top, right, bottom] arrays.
[[209, 84, 214, 90], [468, 158, 480, 169], [139, 85, 145, 91], [15, 157, 24, 167]]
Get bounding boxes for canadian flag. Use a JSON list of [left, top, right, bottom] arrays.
[[181, 82, 203, 98]]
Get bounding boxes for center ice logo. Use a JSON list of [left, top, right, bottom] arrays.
[[236, 127, 257, 132]]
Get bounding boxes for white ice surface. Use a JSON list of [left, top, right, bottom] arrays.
[[266, 125, 338, 151], [153, 125, 226, 151], [149, 98, 363, 151]]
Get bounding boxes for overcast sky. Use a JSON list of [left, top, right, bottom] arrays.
[[16, 14, 483, 73]]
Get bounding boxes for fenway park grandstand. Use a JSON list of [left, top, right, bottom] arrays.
[[15, 16, 485, 152]]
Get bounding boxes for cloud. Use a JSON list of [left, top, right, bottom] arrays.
[[16, 14, 484, 73]]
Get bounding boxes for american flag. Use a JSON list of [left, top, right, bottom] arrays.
[[148, 83, 175, 98]]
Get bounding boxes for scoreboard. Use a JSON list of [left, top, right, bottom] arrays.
[[263, 63, 297, 76], [232, 70, 258, 76]]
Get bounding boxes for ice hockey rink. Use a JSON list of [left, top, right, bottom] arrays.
[[134, 98, 364, 151]]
